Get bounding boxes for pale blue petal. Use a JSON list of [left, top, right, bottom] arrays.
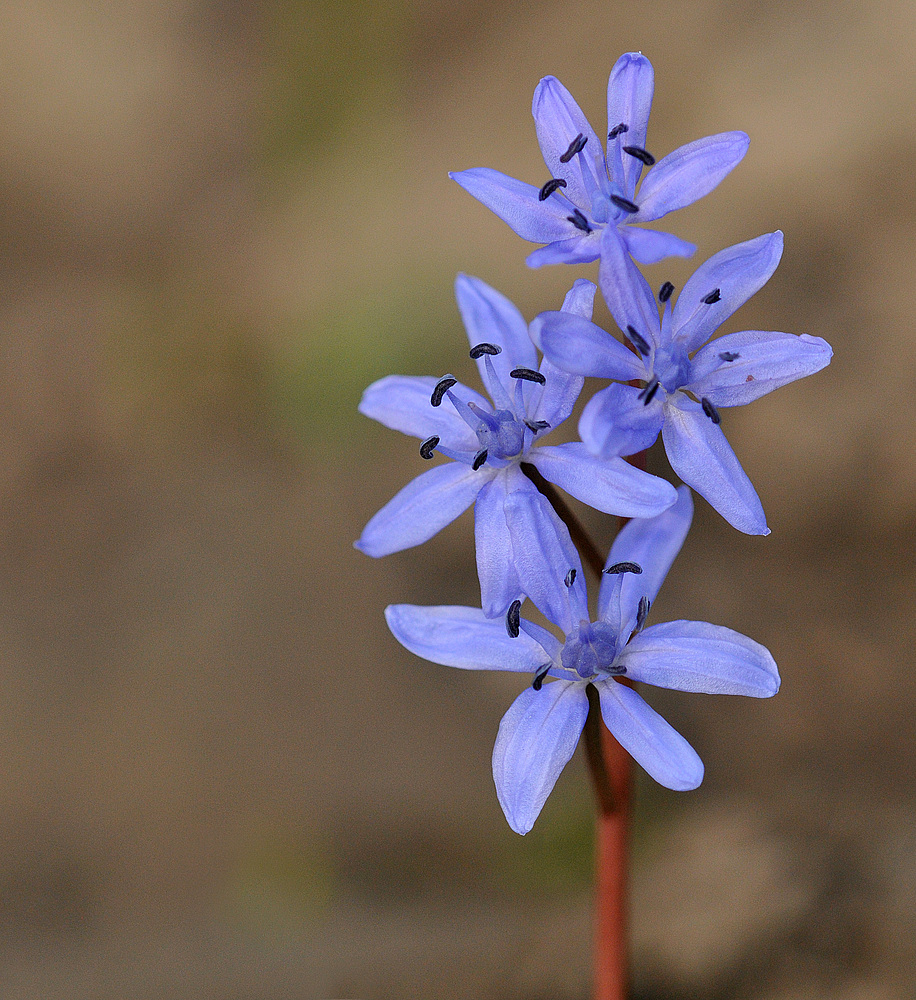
[[503, 486, 586, 633], [598, 485, 693, 628], [359, 375, 481, 452], [662, 395, 768, 535], [619, 620, 779, 696], [597, 225, 663, 347], [685, 331, 833, 406], [536, 310, 645, 380], [529, 443, 677, 517], [493, 681, 589, 834], [385, 604, 549, 673], [475, 467, 525, 618], [450, 167, 575, 243], [526, 233, 601, 267], [455, 274, 538, 386], [620, 225, 696, 265], [532, 358, 583, 430], [596, 680, 704, 791], [579, 382, 664, 459], [672, 232, 784, 354], [532, 76, 605, 210], [606, 52, 654, 199], [560, 278, 597, 320], [635, 132, 749, 222], [355, 462, 489, 556]]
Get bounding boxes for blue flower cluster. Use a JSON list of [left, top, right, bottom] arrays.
[[356, 53, 832, 835]]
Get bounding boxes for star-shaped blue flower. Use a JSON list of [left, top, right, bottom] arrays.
[[536, 229, 833, 534], [450, 52, 749, 268], [355, 274, 677, 619], [386, 488, 780, 835]]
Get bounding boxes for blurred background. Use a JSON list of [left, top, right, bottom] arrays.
[[0, 1, 912, 997]]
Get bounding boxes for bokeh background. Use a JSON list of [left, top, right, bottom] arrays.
[[0, 1, 913, 997]]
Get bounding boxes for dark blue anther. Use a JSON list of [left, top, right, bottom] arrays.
[[506, 599, 521, 638], [567, 209, 592, 233], [607, 123, 629, 139], [469, 343, 501, 359], [419, 436, 438, 460], [626, 325, 651, 356], [719, 351, 740, 362], [431, 375, 457, 407], [702, 288, 721, 304], [623, 145, 655, 166], [511, 368, 546, 385], [525, 419, 550, 432], [472, 448, 489, 470], [604, 561, 643, 575], [564, 568, 577, 588], [636, 596, 650, 632], [701, 398, 721, 424], [611, 194, 639, 214], [638, 378, 660, 405], [532, 666, 551, 691], [559, 133, 588, 162], [538, 178, 568, 201], [659, 281, 675, 303]]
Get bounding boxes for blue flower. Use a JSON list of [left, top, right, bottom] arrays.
[[536, 229, 833, 535], [450, 52, 749, 268], [386, 488, 780, 835], [355, 274, 677, 619]]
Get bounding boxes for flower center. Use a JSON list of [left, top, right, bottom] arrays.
[[469, 404, 525, 461], [560, 620, 626, 680]]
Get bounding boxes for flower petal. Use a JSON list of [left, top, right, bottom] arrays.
[[672, 232, 784, 354], [493, 681, 588, 834], [598, 225, 663, 348], [529, 443, 677, 517], [450, 167, 576, 244], [598, 485, 693, 628], [619, 620, 779, 696], [355, 462, 488, 556], [359, 375, 482, 452], [526, 233, 601, 267], [503, 484, 586, 633], [579, 382, 665, 459], [532, 76, 605, 211], [685, 330, 833, 406], [536, 309, 645, 380], [620, 225, 696, 265], [606, 52, 654, 199], [385, 604, 549, 673], [661, 394, 768, 535], [475, 468, 524, 618], [596, 680, 704, 791], [635, 132, 750, 222], [455, 274, 538, 386], [559, 278, 597, 320]]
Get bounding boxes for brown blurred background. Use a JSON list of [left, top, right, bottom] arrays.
[[0, 1, 912, 997]]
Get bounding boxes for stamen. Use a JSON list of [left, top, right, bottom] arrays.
[[469, 342, 501, 359], [419, 436, 439, 460], [636, 595, 651, 632], [637, 377, 660, 405], [510, 368, 546, 385], [525, 419, 550, 432], [607, 123, 629, 139], [564, 568, 577, 588], [719, 351, 740, 362], [559, 133, 588, 162], [472, 448, 489, 470], [610, 194, 639, 214], [623, 145, 655, 166], [567, 209, 592, 233], [532, 666, 551, 691], [626, 325, 651, 356], [431, 375, 457, 407], [701, 397, 721, 424], [538, 178, 568, 201], [658, 281, 675, 303], [604, 561, 643, 575], [506, 599, 521, 638], [702, 288, 721, 304]]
